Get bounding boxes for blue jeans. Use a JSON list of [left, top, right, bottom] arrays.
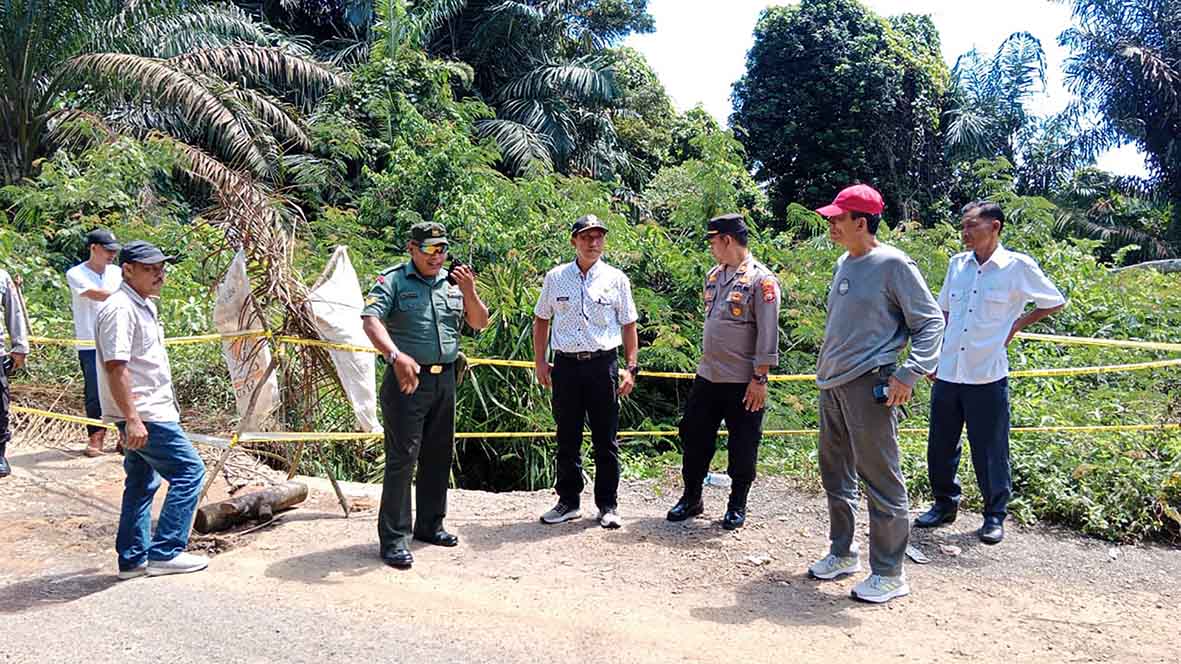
[[78, 350, 103, 435], [115, 421, 205, 571], [926, 378, 1011, 521]]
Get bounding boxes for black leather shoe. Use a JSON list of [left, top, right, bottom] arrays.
[[0, 455, 10, 478], [413, 531, 459, 547], [666, 497, 704, 522], [979, 519, 1004, 545], [913, 505, 957, 528], [722, 508, 746, 530], [381, 547, 414, 569]]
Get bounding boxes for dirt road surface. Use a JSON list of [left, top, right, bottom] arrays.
[[2, 441, 1178, 663]]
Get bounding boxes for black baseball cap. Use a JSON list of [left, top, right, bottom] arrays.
[[85, 228, 120, 251], [571, 214, 608, 236], [119, 240, 177, 266], [706, 213, 748, 237]]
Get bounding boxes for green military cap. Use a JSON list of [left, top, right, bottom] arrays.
[[410, 221, 449, 246]]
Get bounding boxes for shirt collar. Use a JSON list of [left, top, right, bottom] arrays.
[[971, 244, 1012, 270], [119, 282, 157, 316], [571, 258, 605, 279], [405, 259, 442, 285]]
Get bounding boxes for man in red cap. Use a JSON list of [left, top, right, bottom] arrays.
[[807, 184, 944, 604]]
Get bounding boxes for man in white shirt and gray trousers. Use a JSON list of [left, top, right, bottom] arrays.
[[914, 201, 1065, 544], [533, 214, 639, 529], [97, 240, 208, 579], [808, 185, 944, 604]]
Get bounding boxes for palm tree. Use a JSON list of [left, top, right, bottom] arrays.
[[1, 0, 344, 189], [944, 31, 1048, 165], [411, 0, 632, 179]]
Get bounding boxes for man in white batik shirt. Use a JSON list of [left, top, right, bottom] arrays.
[[532, 214, 639, 530]]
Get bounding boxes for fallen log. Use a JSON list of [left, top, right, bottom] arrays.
[[194, 481, 308, 533]]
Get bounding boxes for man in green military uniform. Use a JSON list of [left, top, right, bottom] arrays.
[[361, 221, 489, 569]]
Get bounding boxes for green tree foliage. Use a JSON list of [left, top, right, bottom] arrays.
[[418, 0, 653, 179], [0, 0, 344, 186], [729, 0, 949, 223], [1059, 0, 1181, 244], [608, 46, 676, 186]]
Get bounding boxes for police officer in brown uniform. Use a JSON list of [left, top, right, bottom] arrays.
[[667, 213, 781, 529]]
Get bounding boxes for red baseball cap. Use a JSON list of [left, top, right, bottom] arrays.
[[815, 184, 884, 217]]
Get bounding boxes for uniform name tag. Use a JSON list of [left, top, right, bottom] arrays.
[[400, 292, 418, 299], [557, 296, 570, 302]]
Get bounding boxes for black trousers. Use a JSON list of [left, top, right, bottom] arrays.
[[78, 350, 103, 436], [0, 357, 11, 458], [377, 365, 455, 551], [678, 376, 764, 508], [926, 378, 1012, 521], [552, 353, 620, 510]]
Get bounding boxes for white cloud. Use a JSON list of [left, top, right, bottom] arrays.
[[625, 0, 1148, 177]]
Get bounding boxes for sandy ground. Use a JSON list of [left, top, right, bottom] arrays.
[[2, 437, 1179, 664]]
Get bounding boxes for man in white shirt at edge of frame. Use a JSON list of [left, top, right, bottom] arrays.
[[67, 228, 123, 457]]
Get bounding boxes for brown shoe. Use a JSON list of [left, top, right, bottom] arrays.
[[83, 444, 104, 458]]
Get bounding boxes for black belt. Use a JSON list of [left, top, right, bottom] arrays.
[[418, 362, 454, 375], [554, 348, 616, 362]]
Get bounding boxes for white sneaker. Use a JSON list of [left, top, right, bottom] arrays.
[[540, 502, 581, 524], [116, 564, 148, 581], [146, 552, 209, 577], [851, 573, 910, 603], [598, 508, 622, 529], [808, 553, 862, 580]]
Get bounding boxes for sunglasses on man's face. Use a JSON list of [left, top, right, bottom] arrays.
[[419, 243, 448, 256]]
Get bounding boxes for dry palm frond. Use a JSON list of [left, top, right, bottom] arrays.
[[66, 52, 271, 176], [170, 46, 347, 109]]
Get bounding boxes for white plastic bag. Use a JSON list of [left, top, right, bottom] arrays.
[[214, 250, 279, 431], [309, 246, 382, 433]]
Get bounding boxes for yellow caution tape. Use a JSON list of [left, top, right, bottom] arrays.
[[1010, 357, 1181, 377], [1015, 332, 1181, 353], [11, 405, 117, 430], [12, 405, 1178, 446], [22, 331, 1180, 382]]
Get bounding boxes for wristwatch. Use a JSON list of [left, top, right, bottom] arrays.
[[751, 372, 769, 385], [386, 349, 400, 364], [626, 363, 640, 377]]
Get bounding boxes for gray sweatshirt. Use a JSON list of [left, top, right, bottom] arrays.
[[0, 269, 29, 356], [815, 244, 943, 389]]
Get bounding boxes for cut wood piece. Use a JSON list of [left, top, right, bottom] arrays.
[[194, 481, 308, 533]]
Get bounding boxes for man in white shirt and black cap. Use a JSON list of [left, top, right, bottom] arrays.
[[533, 214, 639, 529], [67, 228, 122, 457], [915, 201, 1066, 544]]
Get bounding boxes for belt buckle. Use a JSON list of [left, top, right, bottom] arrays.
[[429, 365, 443, 374], [576, 352, 592, 361]]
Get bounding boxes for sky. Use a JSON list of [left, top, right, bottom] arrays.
[[624, 0, 1148, 177]]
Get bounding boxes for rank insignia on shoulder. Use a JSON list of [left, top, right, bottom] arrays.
[[708, 273, 718, 284], [364, 296, 378, 307], [376, 275, 385, 284], [727, 291, 743, 303], [730, 305, 743, 317], [762, 281, 777, 303]]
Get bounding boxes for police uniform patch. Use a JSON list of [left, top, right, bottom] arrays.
[[730, 305, 743, 317], [762, 280, 777, 303], [738, 274, 751, 286], [838, 278, 850, 295], [376, 275, 385, 284], [364, 296, 378, 307], [708, 273, 718, 284], [727, 291, 743, 303]]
